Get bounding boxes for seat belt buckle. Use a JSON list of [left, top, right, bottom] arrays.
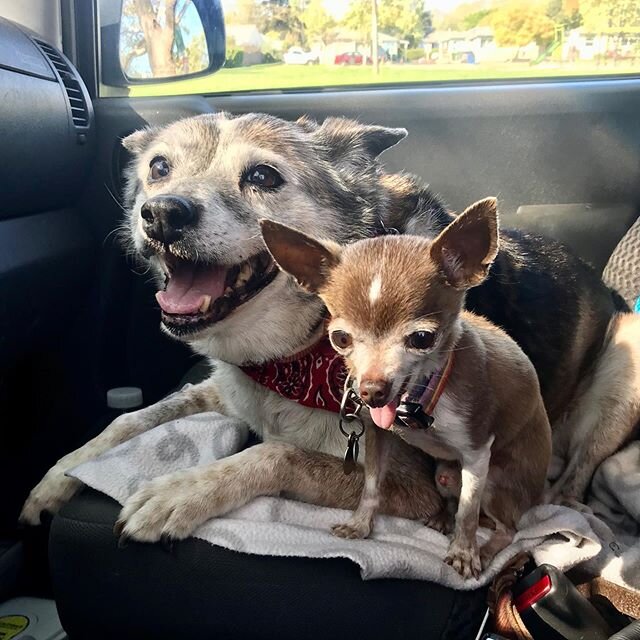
[[512, 564, 613, 640]]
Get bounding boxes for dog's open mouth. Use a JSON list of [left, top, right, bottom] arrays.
[[156, 251, 278, 334]]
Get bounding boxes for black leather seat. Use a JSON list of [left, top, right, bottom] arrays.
[[50, 489, 487, 639]]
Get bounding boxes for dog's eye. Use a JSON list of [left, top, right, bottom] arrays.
[[244, 165, 284, 190], [406, 331, 436, 350], [330, 330, 353, 351], [149, 156, 170, 182]]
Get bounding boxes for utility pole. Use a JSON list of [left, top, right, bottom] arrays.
[[372, 0, 379, 74]]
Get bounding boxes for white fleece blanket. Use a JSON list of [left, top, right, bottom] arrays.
[[581, 441, 640, 592], [67, 410, 611, 590]]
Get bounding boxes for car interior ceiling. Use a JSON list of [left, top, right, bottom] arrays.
[[0, 1, 639, 638]]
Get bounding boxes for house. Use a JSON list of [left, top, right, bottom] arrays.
[[377, 31, 409, 59], [424, 26, 539, 63], [317, 29, 408, 64], [562, 27, 640, 61], [225, 23, 264, 64]]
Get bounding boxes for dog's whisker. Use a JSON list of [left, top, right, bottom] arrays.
[[104, 183, 129, 214]]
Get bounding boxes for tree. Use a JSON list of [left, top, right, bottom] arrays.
[[378, 0, 429, 45], [343, 0, 372, 42], [121, 0, 192, 77], [256, 0, 306, 48], [301, 0, 336, 46], [438, 1, 488, 30], [546, 0, 582, 31], [462, 9, 494, 30], [491, 3, 556, 51], [580, 0, 640, 31], [226, 0, 260, 24], [343, 0, 431, 49], [186, 32, 208, 72]]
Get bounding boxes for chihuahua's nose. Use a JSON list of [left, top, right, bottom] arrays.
[[141, 195, 198, 245], [359, 379, 391, 408]]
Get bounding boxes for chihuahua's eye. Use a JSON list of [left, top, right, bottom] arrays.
[[149, 156, 170, 181], [244, 165, 284, 190], [330, 330, 353, 350], [406, 331, 436, 350]]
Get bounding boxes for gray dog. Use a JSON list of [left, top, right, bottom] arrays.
[[21, 113, 640, 543]]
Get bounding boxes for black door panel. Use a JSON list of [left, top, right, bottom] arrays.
[[204, 79, 640, 217]]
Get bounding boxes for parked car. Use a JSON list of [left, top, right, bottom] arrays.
[[334, 51, 387, 66], [283, 46, 319, 65], [334, 51, 365, 65]]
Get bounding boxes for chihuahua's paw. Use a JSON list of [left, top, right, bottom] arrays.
[[424, 510, 454, 535], [445, 540, 481, 580], [19, 465, 83, 526], [115, 469, 215, 544], [331, 520, 371, 540]]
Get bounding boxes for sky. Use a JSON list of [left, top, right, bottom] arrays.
[[220, 0, 470, 20]]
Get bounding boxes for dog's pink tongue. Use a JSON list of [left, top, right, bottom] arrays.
[[156, 263, 226, 315], [370, 400, 398, 430]]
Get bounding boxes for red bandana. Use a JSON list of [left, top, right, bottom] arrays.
[[240, 335, 348, 413]]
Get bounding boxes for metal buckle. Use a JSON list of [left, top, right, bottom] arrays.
[[339, 385, 366, 475], [394, 400, 434, 430]]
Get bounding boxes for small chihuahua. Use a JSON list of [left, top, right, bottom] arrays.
[[261, 197, 552, 579]]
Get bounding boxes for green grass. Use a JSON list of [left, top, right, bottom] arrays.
[[128, 61, 640, 97]]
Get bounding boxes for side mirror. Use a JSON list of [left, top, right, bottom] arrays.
[[101, 0, 225, 87]]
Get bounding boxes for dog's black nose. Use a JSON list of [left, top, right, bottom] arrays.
[[359, 379, 391, 408], [141, 195, 198, 245]]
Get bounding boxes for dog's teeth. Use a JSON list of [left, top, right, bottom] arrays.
[[199, 295, 212, 313], [235, 262, 252, 287]]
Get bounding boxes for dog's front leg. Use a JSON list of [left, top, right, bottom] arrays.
[[331, 424, 391, 540], [117, 440, 363, 543], [20, 379, 225, 525], [444, 449, 490, 580]]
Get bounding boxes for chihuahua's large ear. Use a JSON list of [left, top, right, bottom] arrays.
[[260, 220, 341, 293], [122, 127, 158, 154], [315, 117, 407, 160], [430, 197, 499, 289]]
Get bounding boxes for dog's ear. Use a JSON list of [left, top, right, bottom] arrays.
[[122, 127, 157, 154], [430, 197, 499, 289], [260, 220, 341, 293], [315, 117, 407, 160]]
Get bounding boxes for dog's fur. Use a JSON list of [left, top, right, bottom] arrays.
[[261, 199, 552, 578], [20, 113, 639, 545]]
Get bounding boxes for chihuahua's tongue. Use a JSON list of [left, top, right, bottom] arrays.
[[370, 400, 398, 430], [156, 262, 226, 315]]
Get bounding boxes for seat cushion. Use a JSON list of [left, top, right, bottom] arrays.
[[50, 488, 488, 640], [603, 215, 640, 309]]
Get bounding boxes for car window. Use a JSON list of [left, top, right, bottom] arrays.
[[101, 0, 640, 97]]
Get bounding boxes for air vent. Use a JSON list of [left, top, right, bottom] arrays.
[[34, 39, 89, 128]]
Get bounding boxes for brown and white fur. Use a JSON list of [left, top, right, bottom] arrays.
[[19, 113, 637, 546], [260, 198, 552, 579]]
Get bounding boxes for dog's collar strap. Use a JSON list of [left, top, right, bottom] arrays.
[[396, 353, 455, 429], [239, 335, 347, 413], [419, 353, 455, 414]]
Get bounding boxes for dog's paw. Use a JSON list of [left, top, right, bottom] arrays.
[[115, 470, 216, 544], [331, 520, 371, 539], [19, 465, 83, 526], [444, 540, 481, 580], [424, 510, 454, 535]]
